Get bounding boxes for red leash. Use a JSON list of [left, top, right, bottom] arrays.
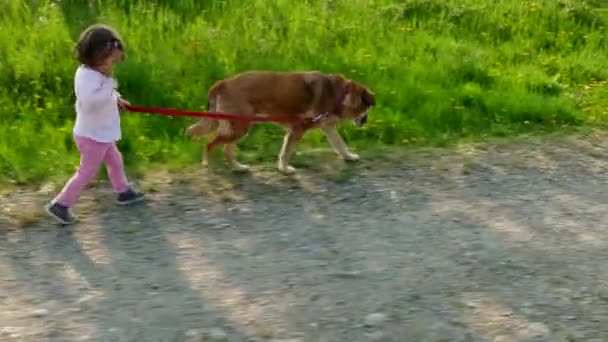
[[123, 104, 294, 123]]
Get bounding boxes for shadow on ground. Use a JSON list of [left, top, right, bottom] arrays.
[[1, 133, 608, 341]]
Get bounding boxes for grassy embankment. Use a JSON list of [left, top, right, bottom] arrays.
[[1, 0, 608, 186]]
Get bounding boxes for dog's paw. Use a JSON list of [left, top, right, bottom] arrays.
[[278, 164, 297, 175], [231, 163, 250, 173], [201, 158, 209, 167], [343, 152, 360, 162]]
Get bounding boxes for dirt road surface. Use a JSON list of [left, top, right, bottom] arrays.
[[1, 131, 608, 341]]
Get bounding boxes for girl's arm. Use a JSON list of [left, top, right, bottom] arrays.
[[75, 69, 117, 108]]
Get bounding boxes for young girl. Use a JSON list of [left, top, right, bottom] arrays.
[[46, 24, 144, 225]]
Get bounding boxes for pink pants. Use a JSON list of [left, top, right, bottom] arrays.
[[54, 135, 129, 207]]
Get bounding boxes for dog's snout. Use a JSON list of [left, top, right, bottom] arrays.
[[355, 113, 368, 127], [360, 114, 368, 125]]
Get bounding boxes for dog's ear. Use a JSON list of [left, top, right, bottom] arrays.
[[342, 80, 353, 93], [341, 81, 357, 107], [361, 88, 375, 107]]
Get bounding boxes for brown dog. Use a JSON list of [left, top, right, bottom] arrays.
[[185, 70, 375, 174]]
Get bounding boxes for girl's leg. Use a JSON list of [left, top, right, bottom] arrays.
[[103, 143, 144, 205], [54, 136, 110, 207], [103, 143, 129, 193]]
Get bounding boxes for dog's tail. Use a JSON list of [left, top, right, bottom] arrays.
[[184, 81, 224, 139]]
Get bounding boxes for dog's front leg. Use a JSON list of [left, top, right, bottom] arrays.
[[321, 125, 360, 161], [277, 128, 304, 174]]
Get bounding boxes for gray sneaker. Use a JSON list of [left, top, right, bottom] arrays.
[[45, 202, 75, 225], [116, 188, 145, 205]]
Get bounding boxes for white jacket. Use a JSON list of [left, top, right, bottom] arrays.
[[72, 65, 121, 143]]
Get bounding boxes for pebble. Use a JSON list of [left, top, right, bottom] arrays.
[[493, 336, 518, 342], [595, 287, 608, 301], [520, 303, 534, 315], [366, 331, 387, 341], [1, 326, 20, 338], [364, 313, 388, 327], [521, 322, 551, 339], [184, 329, 203, 342], [207, 328, 228, 341], [31, 309, 49, 317], [571, 290, 584, 300], [428, 322, 468, 342], [464, 300, 478, 308], [527, 322, 550, 335], [185, 328, 228, 342]]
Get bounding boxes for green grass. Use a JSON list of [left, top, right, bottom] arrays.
[[2, 0, 608, 185]]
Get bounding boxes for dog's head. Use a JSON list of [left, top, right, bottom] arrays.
[[336, 77, 376, 127]]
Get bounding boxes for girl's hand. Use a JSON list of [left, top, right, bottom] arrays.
[[117, 97, 130, 110]]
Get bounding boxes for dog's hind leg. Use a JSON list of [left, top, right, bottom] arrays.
[[203, 130, 230, 168], [204, 101, 253, 172], [204, 130, 249, 172], [186, 93, 221, 139], [212, 120, 251, 172], [223, 140, 250, 172], [185, 118, 217, 139]]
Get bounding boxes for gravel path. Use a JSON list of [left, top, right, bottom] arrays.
[[1, 131, 608, 341]]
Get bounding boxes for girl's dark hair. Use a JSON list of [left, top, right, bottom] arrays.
[[76, 24, 124, 67]]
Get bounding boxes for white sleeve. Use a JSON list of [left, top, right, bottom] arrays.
[[75, 70, 117, 108]]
